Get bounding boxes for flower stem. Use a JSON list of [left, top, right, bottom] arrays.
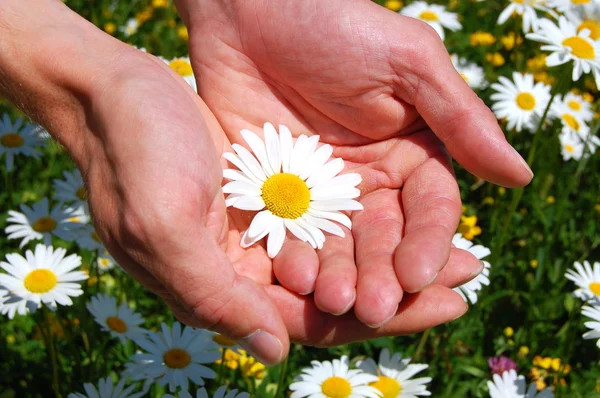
[[413, 328, 432, 361], [38, 309, 62, 398], [274, 355, 289, 398]]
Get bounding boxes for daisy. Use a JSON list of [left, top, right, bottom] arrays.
[[526, 16, 600, 88], [0, 245, 88, 318], [549, 0, 598, 13], [487, 370, 554, 398], [565, 1, 600, 40], [86, 294, 147, 344], [451, 233, 492, 304], [559, 130, 585, 160], [0, 114, 44, 171], [451, 55, 487, 90], [565, 260, 600, 303], [64, 203, 91, 224], [120, 18, 139, 37], [97, 250, 119, 273], [498, 0, 555, 33], [124, 322, 219, 392], [5, 197, 72, 248], [53, 169, 87, 205], [556, 92, 594, 123], [63, 223, 105, 251], [400, 2, 462, 41], [222, 123, 363, 258], [289, 355, 381, 398], [491, 72, 552, 132], [67, 376, 145, 398], [163, 57, 197, 92], [164, 386, 250, 398], [581, 304, 600, 348], [357, 349, 431, 398]]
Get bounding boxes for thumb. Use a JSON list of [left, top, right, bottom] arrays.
[[391, 18, 533, 188]]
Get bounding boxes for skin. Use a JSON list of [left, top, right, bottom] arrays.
[[0, 0, 531, 366]]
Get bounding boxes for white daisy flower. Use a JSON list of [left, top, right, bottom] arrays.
[[491, 72, 552, 132], [32, 124, 52, 140], [556, 92, 594, 123], [565, 260, 600, 303], [582, 304, 600, 348], [289, 355, 381, 398], [526, 16, 600, 87], [451, 54, 487, 90], [53, 169, 87, 205], [86, 294, 147, 344], [5, 198, 72, 248], [357, 349, 431, 398], [564, 1, 600, 41], [400, 2, 462, 41], [487, 369, 554, 398], [498, 0, 555, 33], [120, 18, 139, 37], [124, 322, 219, 392], [451, 233, 492, 304], [163, 386, 250, 398], [548, 0, 598, 13], [68, 376, 145, 398], [0, 244, 88, 318], [62, 223, 105, 251], [0, 114, 44, 171], [223, 123, 363, 258], [64, 203, 91, 224], [559, 130, 586, 160], [97, 250, 119, 273], [163, 57, 197, 93]]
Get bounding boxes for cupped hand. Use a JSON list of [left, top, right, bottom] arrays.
[[176, 0, 533, 333]]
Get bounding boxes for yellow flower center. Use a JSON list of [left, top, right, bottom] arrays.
[[76, 187, 87, 201], [163, 348, 191, 369], [106, 316, 128, 333], [571, 0, 590, 4], [565, 144, 575, 153], [32, 217, 57, 233], [589, 282, 600, 296], [370, 376, 402, 398], [213, 334, 237, 346], [419, 10, 439, 21], [516, 92, 536, 111], [261, 173, 310, 219], [0, 133, 24, 148], [91, 231, 101, 242], [169, 60, 193, 76], [562, 113, 580, 131], [321, 376, 352, 398], [562, 36, 595, 60], [98, 258, 111, 268], [24, 269, 58, 294], [578, 20, 600, 41], [568, 100, 582, 111]]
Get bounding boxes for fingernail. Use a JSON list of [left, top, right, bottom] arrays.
[[239, 330, 283, 366], [451, 302, 470, 321], [366, 303, 399, 329], [516, 153, 534, 178], [331, 289, 356, 316], [469, 260, 486, 279]]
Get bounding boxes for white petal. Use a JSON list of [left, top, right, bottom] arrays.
[[303, 214, 345, 237], [240, 129, 273, 175], [222, 180, 261, 196], [279, 125, 294, 173], [264, 123, 282, 175], [231, 196, 266, 211], [267, 218, 286, 258], [310, 199, 364, 211]]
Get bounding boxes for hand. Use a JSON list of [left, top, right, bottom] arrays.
[[176, 0, 534, 337]]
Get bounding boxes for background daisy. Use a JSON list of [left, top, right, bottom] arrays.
[[86, 293, 147, 344], [498, 0, 553, 33], [53, 169, 87, 205], [164, 386, 250, 398], [451, 54, 487, 90], [559, 130, 585, 160], [67, 376, 145, 398], [452, 233, 492, 304], [400, 1, 462, 40], [0, 114, 44, 171], [163, 56, 197, 92], [581, 304, 600, 348], [487, 369, 554, 398], [565, 260, 600, 303]]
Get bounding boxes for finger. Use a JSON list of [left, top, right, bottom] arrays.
[[265, 283, 468, 346], [389, 17, 533, 187], [272, 239, 319, 295], [394, 155, 461, 293], [434, 247, 484, 289], [313, 228, 357, 315], [352, 189, 404, 327]]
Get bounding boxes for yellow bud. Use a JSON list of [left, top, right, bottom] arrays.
[[384, 0, 403, 11], [546, 196, 555, 204], [504, 327, 514, 337], [104, 22, 117, 35], [530, 259, 539, 269], [519, 346, 530, 356]]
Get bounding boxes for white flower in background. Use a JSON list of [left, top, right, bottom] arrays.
[[549, 0, 599, 13], [400, 2, 462, 40], [289, 355, 381, 398], [0, 114, 44, 171], [559, 130, 585, 160], [451, 233, 492, 304], [581, 304, 600, 348], [64, 203, 91, 224], [53, 169, 87, 205], [358, 348, 432, 398], [488, 369, 554, 398], [552, 99, 600, 153], [63, 223, 105, 251], [86, 294, 147, 344], [491, 72, 551, 132], [0, 245, 88, 318], [565, 261, 600, 303], [451, 54, 487, 90], [97, 250, 119, 273], [557, 92, 594, 123], [498, 0, 555, 33], [164, 386, 250, 398], [526, 16, 600, 87], [163, 57, 197, 92], [32, 124, 51, 140], [223, 123, 363, 258], [68, 376, 145, 398], [124, 322, 219, 392], [120, 18, 139, 37], [5, 198, 72, 248], [564, 2, 600, 41]]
